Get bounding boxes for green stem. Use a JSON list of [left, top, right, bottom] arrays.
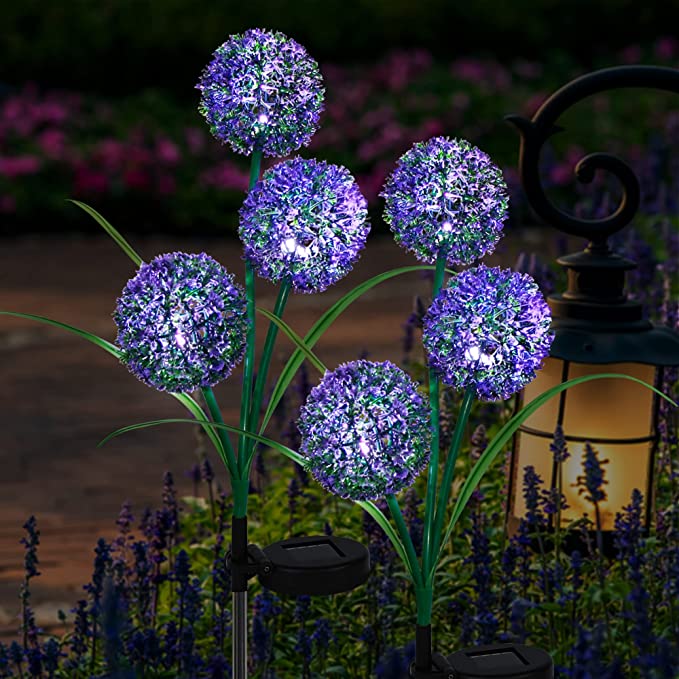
[[246, 279, 292, 465], [414, 584, 434, 626], [201, 387, 238, 477], [238, 149, 263, 476], [231, 478, 250, 519], [248, 148, 263, 189], [421, 251, 448, 579], [429, 387, 475, 566], [386, 495, 423, 588]]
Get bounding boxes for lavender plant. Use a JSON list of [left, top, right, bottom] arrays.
[[4, 435, 679, 677]]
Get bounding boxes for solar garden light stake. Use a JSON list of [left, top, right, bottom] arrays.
[[506, 65, 679, 555], [197, 31, 376, 677], [2, 33, 677, 679]]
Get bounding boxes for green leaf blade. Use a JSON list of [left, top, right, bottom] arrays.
[[255, 306, 327, 374], [0, 311, 121, 358], [67, 200, 143, 267], [99, 417, 307, 468]]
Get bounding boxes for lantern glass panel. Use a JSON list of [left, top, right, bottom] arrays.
[[511, 358, 656, 531]]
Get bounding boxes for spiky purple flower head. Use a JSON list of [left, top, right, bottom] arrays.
[[239, 157, 370, 293], [381, 136, 508, 265], [298, 360, 431, 501], [114, 252, 248, 393], [422, 265, 553, 401], [196, 28, 324, 157]]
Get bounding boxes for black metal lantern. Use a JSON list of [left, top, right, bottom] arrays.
[[505, 66, 679, 547]]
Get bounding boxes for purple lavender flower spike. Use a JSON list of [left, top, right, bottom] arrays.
[[196, 28, 324, 157], [114, 252, 249, 393], [297, 360, 431, 501], [381, 136, 509, 265], [239, 157, 370, 293], [422, 265, 553, 401]]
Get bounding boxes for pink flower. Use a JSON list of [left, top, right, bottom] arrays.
[[550, 162, 573, 186], [655, 36, 678, 61], [0, 155, 42, 178], [126, 145, 153, 166], [38, 129, 66, 159], [184, 127, 206, 154], [341, 80, 372, 110], [357, 122, 407, 162], [451, 58, 487, 82], [73, 167, 109, 194], [156, 137, 181, 164], [356, 162, 389, 204], [325, 101, 347, 122], [372, 49, 433, 92], [308, 126, 343, 150], [199, 161, 249, 191], [549, 146, 585, 186], [123, 168, 151, 191], [359, 106, 395, 130], [96, 139, 127, 171], [414, 118, 444, 139], [34, 101, 69, 126], [450, 58, 510, 93], [489, 64, 512, 92]]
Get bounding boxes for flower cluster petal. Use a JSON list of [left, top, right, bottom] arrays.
[[381, 136, 508, 265], [197, 28, 324, 157], [239, 157, 369, 293], [422, 265, 553, 400], [114, 252, 248, 393], [298, 360, 431, 500]]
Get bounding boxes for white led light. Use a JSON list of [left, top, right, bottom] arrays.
[[281, 237, 298, 254], [175, 330, 187, 348], [465, 345, 481, 362]]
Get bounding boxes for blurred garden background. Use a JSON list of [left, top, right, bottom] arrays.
[[3, 0, 679, 234], [0, 1, 678, 677]]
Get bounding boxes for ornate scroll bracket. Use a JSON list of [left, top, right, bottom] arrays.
[[506, 65, 679, 250]]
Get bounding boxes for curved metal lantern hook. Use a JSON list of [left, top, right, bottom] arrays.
[[505, 65, 679, 248]]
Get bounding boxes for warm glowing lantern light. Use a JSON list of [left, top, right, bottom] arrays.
[[507, 242, 679, 544]]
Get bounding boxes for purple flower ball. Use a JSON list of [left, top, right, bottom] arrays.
[[298, 360, 431, 501], [114, 252, 248, 393], [422, 265, 553, 401], [196, 28, 324, 157], [239, 157, 370, 293], [381, 137, 508, 265]]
